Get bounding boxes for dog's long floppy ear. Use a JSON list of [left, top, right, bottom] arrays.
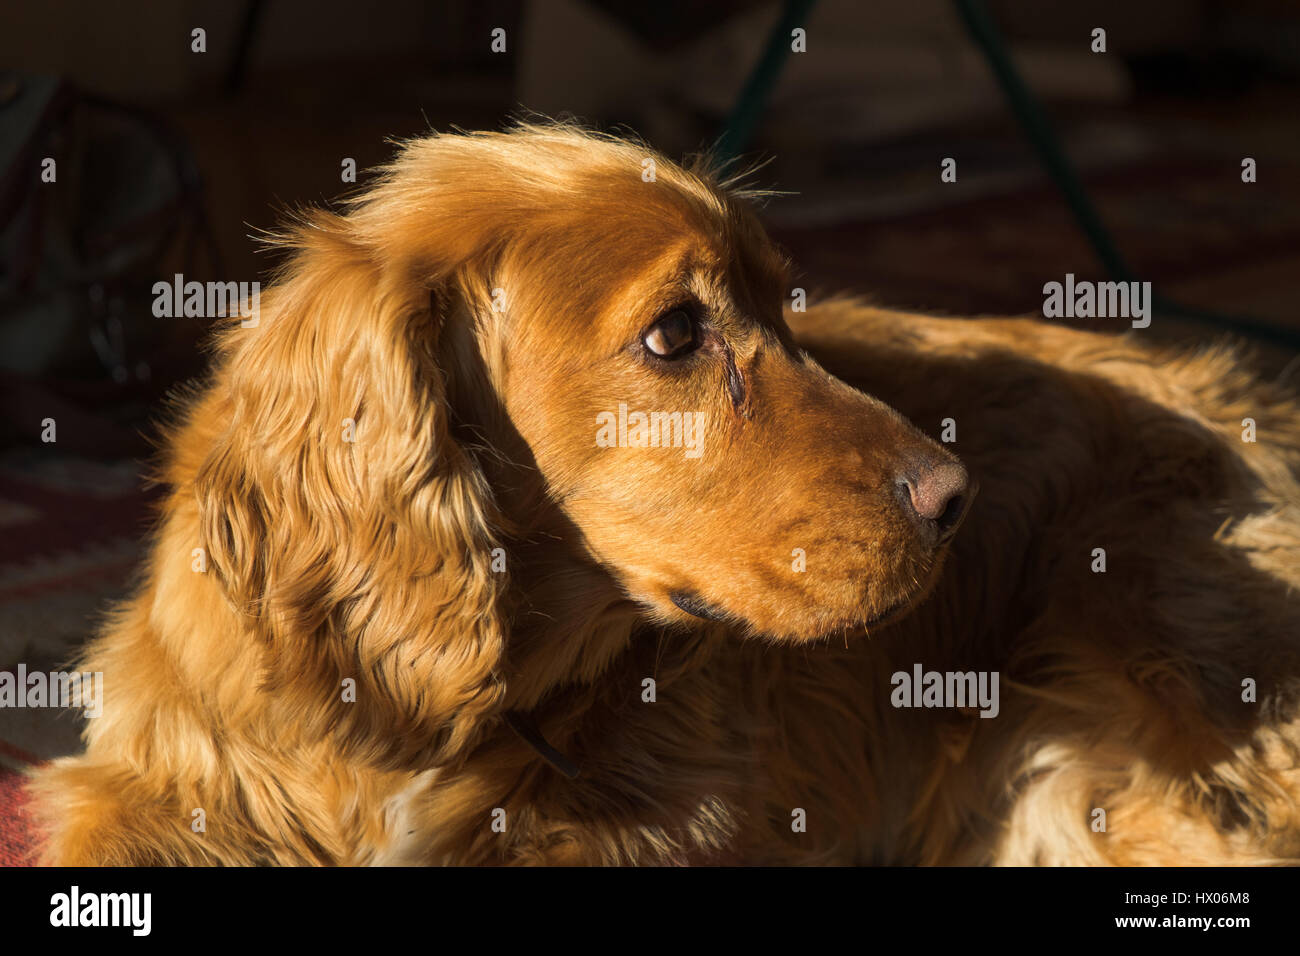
[[194, 207, 508, 770]]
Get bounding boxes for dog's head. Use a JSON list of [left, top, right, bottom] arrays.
[[355, 125, 972, 640], [193, 124, 970, 765]]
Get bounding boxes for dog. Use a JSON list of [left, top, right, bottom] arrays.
[[27, 123, 1300, 865]]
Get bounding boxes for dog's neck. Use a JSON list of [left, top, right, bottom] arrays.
[[497, 513, 647, 709]]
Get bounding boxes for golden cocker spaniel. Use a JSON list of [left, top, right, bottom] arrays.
[[28, 124, 1300, 865]]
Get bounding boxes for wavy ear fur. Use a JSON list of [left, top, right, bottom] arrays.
[[194, 205, 508, 770]]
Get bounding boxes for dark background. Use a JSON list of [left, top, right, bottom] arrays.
[[0, 0, 1298, 775]]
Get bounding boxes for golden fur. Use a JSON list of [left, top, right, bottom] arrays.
[[27, 124, 1300, 865]]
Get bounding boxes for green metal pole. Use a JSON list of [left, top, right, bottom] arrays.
[[954, 0, 1298, 349], [717, 0, 819, 164]]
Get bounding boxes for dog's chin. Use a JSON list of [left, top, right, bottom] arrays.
[[667, 549, 951, 641], [664, 587, 915, 640], [858, 597, 916, 630], [850, 552, 950, 635]]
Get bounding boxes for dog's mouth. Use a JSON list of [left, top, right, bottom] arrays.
[[669, 584, 923, 636], [670, 590, 734, 624]]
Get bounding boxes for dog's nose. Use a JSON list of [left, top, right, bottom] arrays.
[[895, 462, 970, 543]]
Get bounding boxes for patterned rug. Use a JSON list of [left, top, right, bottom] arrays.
[[0, 449, 157, 866]]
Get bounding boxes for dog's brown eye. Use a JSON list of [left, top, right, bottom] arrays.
[[643, 309, 697, 359]]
